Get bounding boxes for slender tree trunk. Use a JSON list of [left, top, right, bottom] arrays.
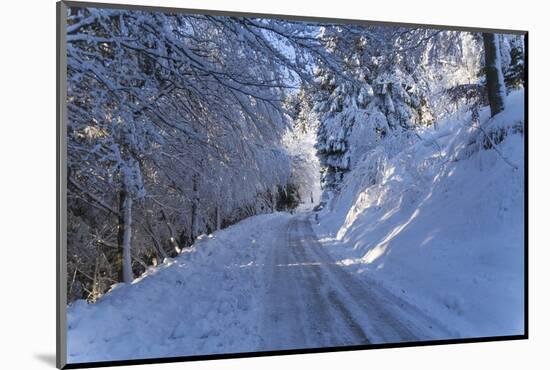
[[216, 203, 222, 231], [91, 255, 100, 301], [271, 186, 276, 212], [191, 175, 200, 240], [117, 190, 134, 283], [483, 33, 506, 117]]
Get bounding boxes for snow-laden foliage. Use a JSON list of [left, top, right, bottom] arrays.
[[312, 26, 442, 192], [65, 5, 525, 303], [500, 34, 525, 90], [312, 26, 524, 195], [66, 7, 318, 301], [282, 86, 321, 208]]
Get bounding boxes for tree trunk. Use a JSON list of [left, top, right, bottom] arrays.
[[483, 33, 506, 117], [216, 204, 222, 231], [271, 186, 277, 212], [117, 190, 134, 283], [191, 175, 200, 240]]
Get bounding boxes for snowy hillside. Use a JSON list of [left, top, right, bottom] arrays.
[[314, 90, 525, 338]]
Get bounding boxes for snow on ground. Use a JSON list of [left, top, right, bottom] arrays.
[[314, 89, 525, 339], [67, 90, 525, 364], [67, 212, 291, 363]]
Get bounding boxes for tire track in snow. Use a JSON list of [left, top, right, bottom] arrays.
[[258, 213, 453, 350]]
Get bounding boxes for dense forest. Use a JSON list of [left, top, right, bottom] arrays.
[[66, 6, 524, 303]]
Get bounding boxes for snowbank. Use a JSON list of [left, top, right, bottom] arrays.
[[67, 212, 291, 363], [314, 90, 525, 339]]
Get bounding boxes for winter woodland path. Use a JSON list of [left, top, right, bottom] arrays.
[[257, 213, 450, 350], [67, 212, 455, 363]]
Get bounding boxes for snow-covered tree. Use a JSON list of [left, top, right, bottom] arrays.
[[283, 85, 321, 207], [64, 6, 525, 303], [483, 33, 507, 116], [66, 7, 308, 299], [312, 26, 441, 193], [501, 34, 525, 91]]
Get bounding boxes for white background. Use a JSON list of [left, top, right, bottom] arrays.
[[1, 0, 547, 368]]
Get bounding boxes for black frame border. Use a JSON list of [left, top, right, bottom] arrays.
[[56, 1, 529, 369]]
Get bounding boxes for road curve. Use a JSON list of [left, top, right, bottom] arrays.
[[257, 213, 452, 351]]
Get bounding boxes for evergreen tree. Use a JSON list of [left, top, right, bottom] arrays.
[[502, 35, 525, 90], [313, 26, 436, 193]]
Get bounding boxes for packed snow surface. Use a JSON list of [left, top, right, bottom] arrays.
[[67, 91, 524, 363], [68, 213, 292, 362]]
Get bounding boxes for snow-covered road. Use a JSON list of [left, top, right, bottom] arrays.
[[259, 214, 451, 350], [68, 212, 453, 363]]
